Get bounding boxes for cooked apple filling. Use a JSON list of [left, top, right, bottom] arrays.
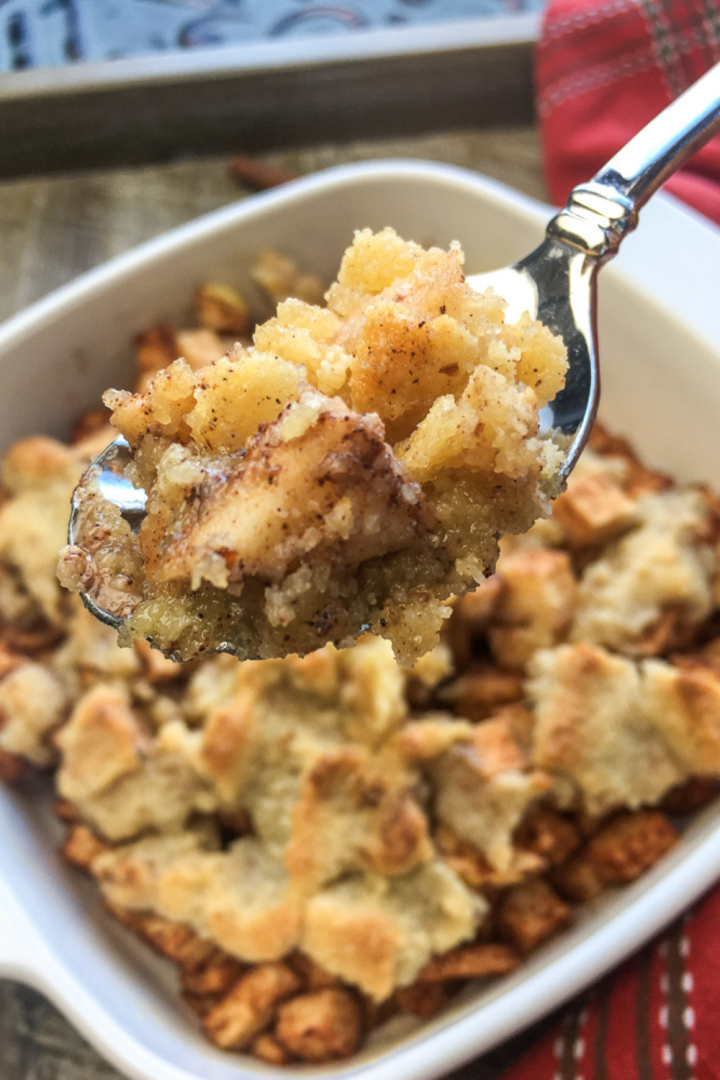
[[61, 229, 567, 663]]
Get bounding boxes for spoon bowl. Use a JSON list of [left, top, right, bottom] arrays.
[[467, 235, 598, 483]]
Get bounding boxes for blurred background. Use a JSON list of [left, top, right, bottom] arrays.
[[0, 0, 547, 328], [0, 0, 541, 175], [1, 1, 541, 65]]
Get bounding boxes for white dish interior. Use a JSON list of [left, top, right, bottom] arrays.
[[1, 160, 719, 1080]]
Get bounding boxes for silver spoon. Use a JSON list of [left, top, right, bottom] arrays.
[[69, 62, 720, 636]]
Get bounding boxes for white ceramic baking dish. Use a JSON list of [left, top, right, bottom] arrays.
[[1, 160, 720, 1080]]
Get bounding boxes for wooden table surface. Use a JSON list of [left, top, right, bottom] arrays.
[[0, 125, 555, 1080]]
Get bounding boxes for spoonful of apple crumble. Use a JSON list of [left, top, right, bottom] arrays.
[[59, 64, 720, 664]]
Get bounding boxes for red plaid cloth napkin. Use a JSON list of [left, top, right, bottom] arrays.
[[500, 886, 720, 1079], [535, 0, 720, 223], [497, 9, 720, 1078]]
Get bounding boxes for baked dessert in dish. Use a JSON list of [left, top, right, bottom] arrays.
[[60, 228, 568, 663], [2, 257, 720, 1065]]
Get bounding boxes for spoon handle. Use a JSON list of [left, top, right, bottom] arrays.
[[547, 61, 720, 262], [599, 61, 720, 208]]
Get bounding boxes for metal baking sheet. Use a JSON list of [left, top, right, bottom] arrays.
[[0, 4, 541, 177]]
